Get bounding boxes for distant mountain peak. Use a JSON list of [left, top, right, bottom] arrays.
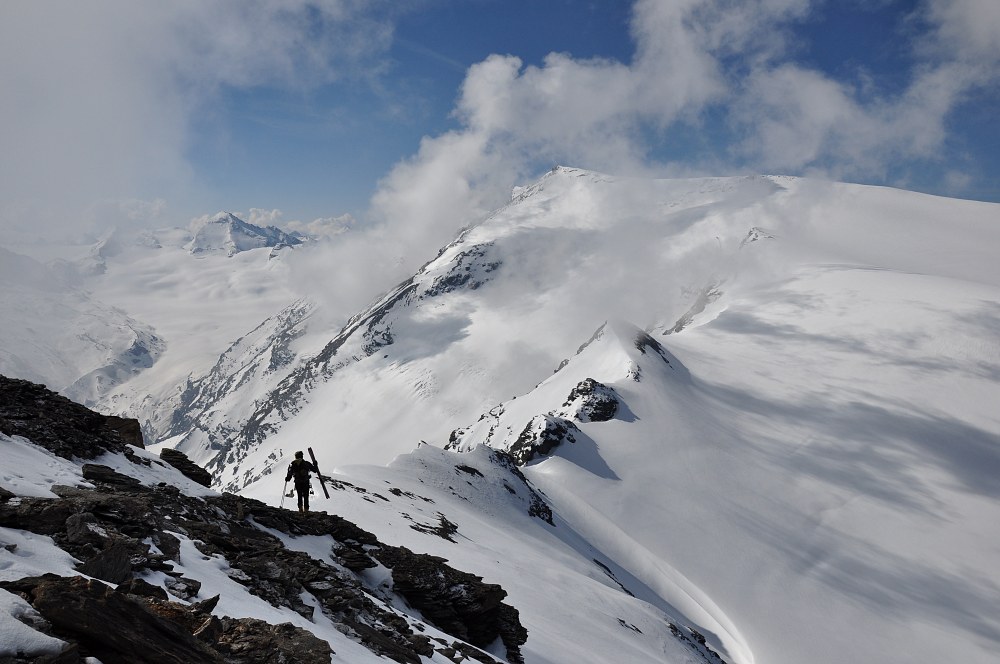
[[186, 212, 303, 257]]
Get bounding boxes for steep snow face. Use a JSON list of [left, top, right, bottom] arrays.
[[186, 212, 303, 257], [0, 247, 163, 407], [322, 290, 1000, 664], [446, 320, 690, 461]]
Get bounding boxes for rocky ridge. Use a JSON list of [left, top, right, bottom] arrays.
[[0, 376, 527, 664]]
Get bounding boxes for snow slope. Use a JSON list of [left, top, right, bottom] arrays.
[[232, 169, 1000, 664]]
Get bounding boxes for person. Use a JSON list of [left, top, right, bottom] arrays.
[[285, 451, 317, 513]]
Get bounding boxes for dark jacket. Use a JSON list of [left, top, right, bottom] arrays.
[[286, 458, 317, 485]]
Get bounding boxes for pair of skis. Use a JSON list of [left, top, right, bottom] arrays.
[[307, 447, 331, 499], [279, 446, 330, 508]]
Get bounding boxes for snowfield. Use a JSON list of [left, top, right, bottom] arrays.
[[2, 167, 1000, 663]]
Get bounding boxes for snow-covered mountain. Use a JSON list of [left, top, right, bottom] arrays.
[[2, 167, 999, 663], [186, 212, 304, 257], [0, 247, 164, 407], [0, 211, 315, 413]]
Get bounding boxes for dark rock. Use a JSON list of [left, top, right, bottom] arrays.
[[333, 544, 378, 571], [64, 512, 104, 546], [81, 464, 143, 489], [0, 486, 14, 502], [155, 531, 182, 562], [165, 575, 201, 602], [102, 415, 145, 448], [409, 512, 459, 542], [212, 618, 332, 664], [1, 575, 223, 664], [422, 243, 500, 299], [563, 378, 619, 422], [118, 577, 169, 601], [341, 615, 430, 664], [373, 545, 526, 663], [0, 375, 139, 460], [509, 414, 579, 464], [76, 539, 139, 584], [190, 594, 220, 614], [159, 449, 213, 487]]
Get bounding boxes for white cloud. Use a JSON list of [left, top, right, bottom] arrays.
[[924, 0, 1000, 64], [0, 0, 396, 238], [729, 0, 1000, 181], [365, 0, 817, 261], [366, 0, 746, 267], [283, 214, 355, 239], [245, 208, 286, 228], [367, 0, 998, 254]]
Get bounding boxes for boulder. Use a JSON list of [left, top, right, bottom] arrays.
[[0, 575, 222, 664], [158, 449, 213, 487]]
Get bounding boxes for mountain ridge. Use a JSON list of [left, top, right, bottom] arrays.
[[2, 168, 1000, 663]]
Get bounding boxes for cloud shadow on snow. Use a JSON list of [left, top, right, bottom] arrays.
[[708, 383, 1000, 507], [740, 509, 1000, 646]]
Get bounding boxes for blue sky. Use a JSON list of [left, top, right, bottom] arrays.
[[1, 0, 998, 239]]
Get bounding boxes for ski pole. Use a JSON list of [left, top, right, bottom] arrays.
[[280, 480, 288, 508]]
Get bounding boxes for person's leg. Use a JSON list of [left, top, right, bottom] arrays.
[[296, 486, 305, 511]]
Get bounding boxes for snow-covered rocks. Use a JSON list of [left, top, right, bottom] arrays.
[[560, 378, 619, 422], [0, 378, 529, 663]]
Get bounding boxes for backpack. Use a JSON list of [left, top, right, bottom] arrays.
[[289, 458, 311, 483]]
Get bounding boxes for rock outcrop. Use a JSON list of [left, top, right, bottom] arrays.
[[561, 378, 619, 422], [508, 414, 579, 465], [158, 448, 212, 487], [0, 375, 144, 459]]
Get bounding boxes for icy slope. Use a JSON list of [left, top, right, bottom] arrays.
[[442, 285, 1000, 663], [283, 302, 1000, 664]]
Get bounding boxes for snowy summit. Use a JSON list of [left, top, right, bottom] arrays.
[[186, 212, 304, 257]]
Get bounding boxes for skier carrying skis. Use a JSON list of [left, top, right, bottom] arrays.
[[285, 451, 318, 513]]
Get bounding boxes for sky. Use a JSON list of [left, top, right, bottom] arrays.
[[1, 0, 999, 244]]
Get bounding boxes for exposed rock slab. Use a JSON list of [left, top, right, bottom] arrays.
[[0, 375, 143, 459]]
